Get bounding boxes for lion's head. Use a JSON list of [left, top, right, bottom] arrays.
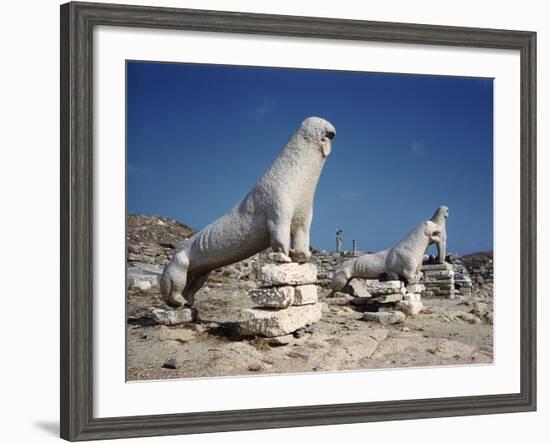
[[431, 205, 449, 221], [298, 116, 336, 158]]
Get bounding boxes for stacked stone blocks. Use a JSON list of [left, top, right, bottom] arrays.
[[240, 262, 322, 342], [334, 278, 424, 322], [420, 263, 456, 298]]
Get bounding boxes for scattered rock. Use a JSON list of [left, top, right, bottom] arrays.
[[135, 280, 152, 291], [362, 311, 406, 325], [156, 326, 196, 342], [454, 312, 482, 324], [342, 278, 372, 297], [397, 300, 424, 316], [247, 363, 262, 372], [470, 302, 490, 318], [152, 308, 196, 325], [162, 358, 178, 369], [326, 292, 354, 305], [264, 335, 294, 346], [159, 239, 178, 249]]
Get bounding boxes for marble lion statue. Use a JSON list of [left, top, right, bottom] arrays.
[[331, 220, 443, 291], [161, 117, 336, 307], [430, 205, 449, 263]]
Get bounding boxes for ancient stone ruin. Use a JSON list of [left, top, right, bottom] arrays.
[[420, 263, 457, 298], [330, 278, 424, 323], [239, 261, 322, 344]]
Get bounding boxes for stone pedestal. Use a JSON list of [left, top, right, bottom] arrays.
[[239, 262, 322, 342], [421, 263, 456, 298], [338, 278, 405, 316], [338, 278, 424, 319]]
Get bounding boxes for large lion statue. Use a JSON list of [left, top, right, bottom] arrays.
[[161, 117, 336, 307]]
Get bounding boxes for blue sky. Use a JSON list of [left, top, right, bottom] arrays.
[[127, 61, 493, 255]]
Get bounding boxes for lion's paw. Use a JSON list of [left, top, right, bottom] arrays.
[[267, 251, 292, 263], [289, 249, 311, 264]]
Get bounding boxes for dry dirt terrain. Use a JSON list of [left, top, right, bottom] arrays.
[[126, 214, 493, 381], [127, 282, 493, 381]]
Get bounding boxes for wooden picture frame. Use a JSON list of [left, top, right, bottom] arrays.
[[60, 1, 536, 440]]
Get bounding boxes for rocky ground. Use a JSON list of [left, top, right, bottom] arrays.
[[126, 214, 494, 381]]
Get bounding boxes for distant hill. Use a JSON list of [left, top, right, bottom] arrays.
[[127, 214, 195, 246], [462, 251, 493, 262]]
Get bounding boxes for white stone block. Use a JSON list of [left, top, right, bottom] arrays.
[[151, 308, 196, 325], [240, 303, 322, 337], [250, 286, 294, 308], [363, 279, 404, 295], [398, 300, 424, 316], [293, 284, 318, 305], [344, 278, 372, 297], [362, 311, 406, 325], [260, 263, 317, 286], [127, 274, 159, 289], [423, 269, 455, 278]]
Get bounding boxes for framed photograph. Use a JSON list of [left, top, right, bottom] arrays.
[[60, 1, 536, 441]]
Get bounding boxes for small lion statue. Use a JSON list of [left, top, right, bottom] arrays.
[[161, 117, 336, 308], [331, 216, 445, 291]]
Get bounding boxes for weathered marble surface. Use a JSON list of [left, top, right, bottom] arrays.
[[161, 117, 335, 307]]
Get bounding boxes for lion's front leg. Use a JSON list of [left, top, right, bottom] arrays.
[[436, 233, 447, 263], [267, 210, 292, 262], [290, 214, 312, 263]]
